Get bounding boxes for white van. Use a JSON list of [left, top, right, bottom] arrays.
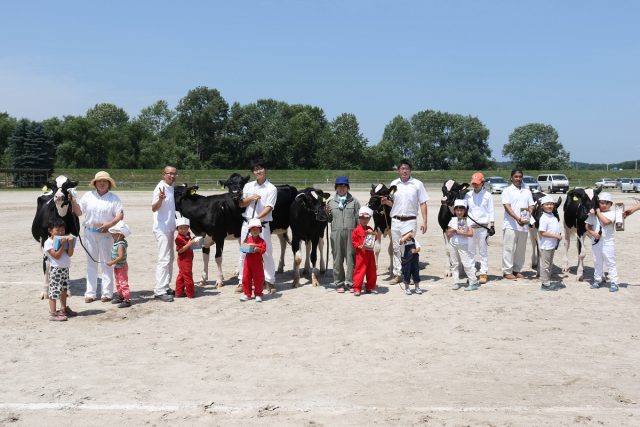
[[537, 174, 569, 193]]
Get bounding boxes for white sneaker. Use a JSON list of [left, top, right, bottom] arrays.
[[239, 295, 249, 302], [255, 296, 263, 302]]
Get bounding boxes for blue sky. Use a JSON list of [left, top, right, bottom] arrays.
[[1, 0, 639, 164]]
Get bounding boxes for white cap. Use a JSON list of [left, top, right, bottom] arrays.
[[599, 192, 613, 203], [358, 206, 373, 217], [453, 199, 467, 208], [540, 195, 554, 205], [176, 217, 190, 227], [108, 220, 131, 237], [248, 218, 262, 230], [399, 221, 414, 236]]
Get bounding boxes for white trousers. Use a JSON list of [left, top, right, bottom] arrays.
[[592, 241, 618, 284], [238, 222, 275, 284], [154, 230, 175, 296], [469, 226, 489, 274], [83, 230, 114, 298], [391, 218, 417, 277], [502, 228, 527, 274], [450, 244, 479, 285]]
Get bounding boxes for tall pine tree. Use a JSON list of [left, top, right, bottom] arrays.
[[9, 119, 55, 186]]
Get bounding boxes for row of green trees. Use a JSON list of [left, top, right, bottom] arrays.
[[1, 86, 571, 172]]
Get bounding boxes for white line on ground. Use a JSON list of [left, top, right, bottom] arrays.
[[1, 402, 638, 413]]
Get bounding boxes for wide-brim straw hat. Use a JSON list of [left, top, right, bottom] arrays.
[[90, 171, 116, 188]]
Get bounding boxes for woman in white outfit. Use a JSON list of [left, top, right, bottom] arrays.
[[71, 171, 124, 302]]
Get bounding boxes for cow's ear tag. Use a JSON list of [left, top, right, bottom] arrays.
[[189, 188, 197, 196], [42, 185, 48, 192], [572, 196, 578, 201]]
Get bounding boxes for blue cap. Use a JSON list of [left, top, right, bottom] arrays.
[[335, 176, 350, 187]]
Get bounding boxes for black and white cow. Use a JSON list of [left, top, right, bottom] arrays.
[[528, 191, 562, 277], [31, 175, 80, 298], [562, 187, 601, 281], [174, 176, 247, 287], [367, 183, 396, 274], [437, 180, 470, 277], [290, 187, 330, 287]]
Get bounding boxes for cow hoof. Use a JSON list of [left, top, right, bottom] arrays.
[[216, 281, 224, 288]]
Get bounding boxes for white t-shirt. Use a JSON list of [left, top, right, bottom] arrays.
[[501, 184, 534, 232], [79, 190, 123, 229], [152, 181, 176, 234], [586, 210, 615, 244], [465, 189, 494, 225], [43, 237, 71, 268], [242, 179, 277, 222], [538, 212, 561, 250], [448, 217, 470, 248], [390, 176, 429, 217]]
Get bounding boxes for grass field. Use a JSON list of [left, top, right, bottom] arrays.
[[48, 168, 640, 191]]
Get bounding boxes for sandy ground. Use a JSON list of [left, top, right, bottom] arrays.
[[1, 187, 640, 426]]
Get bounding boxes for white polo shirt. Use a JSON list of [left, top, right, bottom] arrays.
[[79, 190, 123, 229], [152, 181, 175, 234], [390, 176, 429, 217], [242, 179, 277, 222], [539, 212, 561, 250], [465, 189, 494, 225], [501, 184, 534, 232], [586, 210, 615, 243]]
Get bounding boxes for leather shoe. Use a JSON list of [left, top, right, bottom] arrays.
[[154, 294, 174, 302], [166, 288, 175, 296], [503, 273, 517, 280], [84, 297, 96, 303], [513, 272, 524, 279]]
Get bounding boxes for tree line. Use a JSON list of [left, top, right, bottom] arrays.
[[1, 86, 571, 174]]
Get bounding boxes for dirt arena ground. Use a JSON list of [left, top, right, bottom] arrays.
[[1, 187, 640, 426]]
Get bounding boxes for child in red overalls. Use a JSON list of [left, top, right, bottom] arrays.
[[175, 217, 197, 298], [351, 206, 377, 296], [241, 218, 267, 302]]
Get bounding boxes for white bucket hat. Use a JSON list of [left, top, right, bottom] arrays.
[[453, 199, 467, 208], [176, 217, 190, 227], [108, 220, 131, 237], [540, 195, 555, 205], [248, 218, 262, 230], [399, 221, 415, 236], [358, 206, 373, 218], [599, 192, 613, 203]]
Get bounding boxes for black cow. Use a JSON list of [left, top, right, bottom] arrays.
[[528, 191, 562, 277], [367, 183, 397, 274], [562, 187, 601, 281], [437, 180, 470, 277], [271, 185, 298, 273], [31, 175, 80, 298], [175, 176, 247, 287], [290, 188, 330, 287]]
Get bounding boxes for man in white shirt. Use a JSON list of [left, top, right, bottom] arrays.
[[151, 166, 177, 302], [464, 172, 495, 284], [238, 159, 278, 292], [501, 169, 534, 280], [381, 159, 429, 283]]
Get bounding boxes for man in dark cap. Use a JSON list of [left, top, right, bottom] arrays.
[[326, 176, 360, 293]]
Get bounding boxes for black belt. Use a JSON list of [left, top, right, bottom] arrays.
[[393, 216, 416, 221]]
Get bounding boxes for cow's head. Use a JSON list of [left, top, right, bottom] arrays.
[[44, 175, 78, 216], [441, 180, 470, 210], [220, 173, 249, 202], [569, 187, 602, 223], [368, 183, 397, 214], [174, 184, 199, 212], [296, 188, 330, 222]]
